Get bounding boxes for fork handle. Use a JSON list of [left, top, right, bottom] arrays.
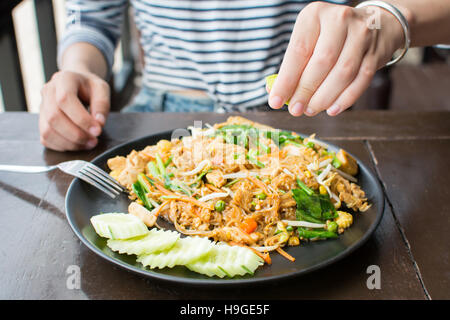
[[0, 165, 57, 173]]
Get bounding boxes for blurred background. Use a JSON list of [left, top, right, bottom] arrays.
[[1, 0, 450, 113]]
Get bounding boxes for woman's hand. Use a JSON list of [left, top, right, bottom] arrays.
[[39, 70, 110, 151], [268, 1, 404, 116]]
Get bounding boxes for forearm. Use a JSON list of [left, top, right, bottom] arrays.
[[370, 0, 450, 46], [60, 42, 108, 79]]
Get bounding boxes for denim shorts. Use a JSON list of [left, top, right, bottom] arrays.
[[121, 86, 216, 113], [121, 86, 277, 113]]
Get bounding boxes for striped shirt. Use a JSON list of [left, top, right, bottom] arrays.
[[59, 0, 348, 110]]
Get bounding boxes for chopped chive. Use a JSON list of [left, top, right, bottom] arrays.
[[224, 178, 240, 187]]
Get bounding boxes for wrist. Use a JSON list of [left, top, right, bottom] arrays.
[[356, 1, 412, 66], [378, 6, 404, 51], [59, 43, 108, 79]]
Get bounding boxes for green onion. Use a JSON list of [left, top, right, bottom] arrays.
[[155, 154, 166, 177], [147, 161, 160, 179], [190, 168, 211, 186], [306, 141, 315, 148], [164, 156, 173, 167], [224, 178, 240, 187], [132, 181, 153, 210], [247, 149, 265, 168]]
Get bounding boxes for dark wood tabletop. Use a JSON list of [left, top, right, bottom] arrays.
[[0, 110, 449, 300]]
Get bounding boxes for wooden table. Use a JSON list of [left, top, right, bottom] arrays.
[[0, 111, 449, 300]]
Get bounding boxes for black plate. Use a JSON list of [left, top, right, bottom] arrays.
[[65, 130, 384, 285]]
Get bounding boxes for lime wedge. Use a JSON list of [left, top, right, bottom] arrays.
[[265, 74, 290, 105]]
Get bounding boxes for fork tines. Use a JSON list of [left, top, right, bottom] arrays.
[[79, 163, 125, 199]]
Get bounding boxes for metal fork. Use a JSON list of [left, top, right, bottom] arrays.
[[0, 160, 125, 198]]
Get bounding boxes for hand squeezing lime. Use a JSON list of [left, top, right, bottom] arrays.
[[265, 74, 290, 105]]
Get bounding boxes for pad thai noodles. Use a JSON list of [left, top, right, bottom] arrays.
[[107, 117, 371, 262]]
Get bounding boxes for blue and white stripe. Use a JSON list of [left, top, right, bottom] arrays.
[[59, 0, 348, 109]]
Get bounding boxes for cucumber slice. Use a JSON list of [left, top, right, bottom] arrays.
[[137, 236, 213, 269], [186, 243, 264, 278], [186, 245, 228, 278], [90, 213, 148, 240], [107, 228, 180, 255]]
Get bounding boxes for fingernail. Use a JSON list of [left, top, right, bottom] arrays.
[[327, 104, 341, 116], [268, 95, 283, 109], [95, 113, 105, 126], [85, 139, 97, 149], [304, 107, 315, 116], [290, 102, 304, 116], [89, 126, 101, 137]]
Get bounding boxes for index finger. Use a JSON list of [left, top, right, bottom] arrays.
[[268, 10, 319, 109]]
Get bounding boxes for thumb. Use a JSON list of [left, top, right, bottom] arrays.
[[88, 78, 110, 127]]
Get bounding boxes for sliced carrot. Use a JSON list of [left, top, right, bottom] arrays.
[[154, 182, 174, 195], [276, 247, 296, 262], [240, 217, 258, 234]]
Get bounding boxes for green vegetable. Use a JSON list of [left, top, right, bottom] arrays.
[[306, 141, 315, 148], [296, 209, 325, 224], [297, 227, 338, 239], [155, 154, 166, 177], [90, 213, 149, 240], [224, 178, 240, 187], [327, 221, 338, 233], [214, 200, 226, 212], [164, 156, 173, 167], [137, 236, 214, 268], [332, 156, 342, 168], [256, 192, 267, 200], [296, 178, 314, 196], [292, 188, 337, 224], [293, 188, 322, 220], [247, 148, 265, 168], [137, 174, 151, 193], [107, 229, 180, 255], [319, 194, 338, 220], [186, 244, 264, 278], [147, 161, 160, 179], [190, 168, 211, 186], [132, 181, 153, 210], [286, 225, 293, 232]]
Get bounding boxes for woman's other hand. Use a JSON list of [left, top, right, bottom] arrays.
[[39, 70, 110, 151], [268, 1, 404, 116]]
